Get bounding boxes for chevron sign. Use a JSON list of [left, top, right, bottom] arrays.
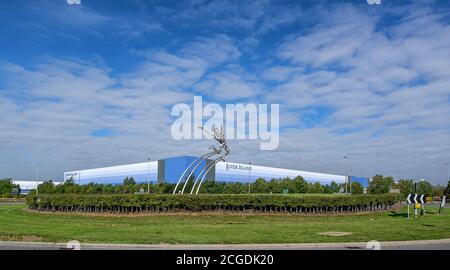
[[407, 194, 425, 204]]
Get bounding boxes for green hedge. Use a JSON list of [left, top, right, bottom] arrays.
[[26, 194, 401, 214]]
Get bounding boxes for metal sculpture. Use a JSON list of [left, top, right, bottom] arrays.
[[189, 158, 214, 194], [180, 148, 218, 194], [194, 156, 225, 195], [173, 125, 230, 195], [172, 148, 218, 195]]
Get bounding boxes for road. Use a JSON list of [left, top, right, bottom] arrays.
[[0, 201, 26, 205], [0, 239, 449, 250]]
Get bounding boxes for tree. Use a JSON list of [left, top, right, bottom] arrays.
[[38, 181, 55, 194], [417, 180, 433, 195], [268, 179, 282, 194], [368, 175, 394, 194], [351, 182, 363, 194], [123, 177, 136, 186], [397, 179, 414, 197], [56, 178, 82, 194], [432, 185, 445, 197], [444, 181, 450, 196], [307, 182, 324, 193], [0, 178, 19, 197], [199, 180, 216, 194], [329, 181, 339, 193], [280, 177, 294, 193], [292, 176, 308, 193], [121, 177, 136, 193], [252, 178, 269, 193]]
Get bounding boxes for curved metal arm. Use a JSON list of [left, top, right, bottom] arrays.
[[190, 158, 215, 194], [180, 152, 218, 194], [174, 125, 230, 195], [173, 150, 216, 195], [190, 145, 226, 194], [195, 157, 224, 195]]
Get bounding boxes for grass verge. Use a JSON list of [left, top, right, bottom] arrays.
[[0, 204, 449, 244]]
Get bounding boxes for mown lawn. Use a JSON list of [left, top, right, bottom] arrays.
[[0, 204, 449, 244]]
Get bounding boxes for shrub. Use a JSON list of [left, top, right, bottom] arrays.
[[27, 193, 401, 214], [351, 182, 364, 194], [0, 179, 20, 198]]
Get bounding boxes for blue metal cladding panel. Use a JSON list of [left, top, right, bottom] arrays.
[[164, 156, 208, 184], [349, 176, 370, 188]]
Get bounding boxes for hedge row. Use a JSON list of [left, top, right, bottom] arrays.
[[27, 194, 401, 214]]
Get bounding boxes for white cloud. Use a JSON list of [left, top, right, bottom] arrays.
[[265, 4, 450, 184], [1, 2, 449, 185], [194, 70, 260, 100], [278, 6, 376, 67], [181, 35, 241, 66], [0, 33, 247, 180]]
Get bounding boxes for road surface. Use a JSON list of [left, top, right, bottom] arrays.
[[0, 239, 449, 250]]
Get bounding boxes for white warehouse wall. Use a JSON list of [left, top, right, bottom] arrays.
[[64, 161, 158, 185], [215, 161, 346, 185]]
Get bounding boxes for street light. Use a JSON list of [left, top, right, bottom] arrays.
[[344, 155, 348, 194], [35, 163, 39, 196], [248, 162, 251, 194], [445, 162, 449, 183], [349, 169, 353, 194], [147, 158, 151, 194]]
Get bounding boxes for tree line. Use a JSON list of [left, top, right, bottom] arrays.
[[32, 175, 450, 196], [3, 175, 449, 197], [36, 176, 354, 195], [369, 175, 448, 197]]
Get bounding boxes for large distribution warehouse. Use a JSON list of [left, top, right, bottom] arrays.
[[64, 156, 370, 187]]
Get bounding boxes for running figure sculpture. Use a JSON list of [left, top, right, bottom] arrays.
[[199, 125, 230, 159], [172, 125, 231, 195]]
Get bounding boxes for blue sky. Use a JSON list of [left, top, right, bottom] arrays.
[[0, 0, 449, 184]]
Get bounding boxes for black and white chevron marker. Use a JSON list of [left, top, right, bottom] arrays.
[[419, 194, 425, 204], [407, 194, 425, 204], [407, 194, 413, 204]]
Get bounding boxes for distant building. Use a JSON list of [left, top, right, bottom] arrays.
[[12, 180, 62, 194], [349, 176, 371, 188], [64, 156, 370, 187], [389, 188, 401, 193]]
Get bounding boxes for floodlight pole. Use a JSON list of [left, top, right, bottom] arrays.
[[248, 163, 251, 194], [147, 158, 151, 194], [35, 163, 39, 196], [344, 155, 348, 194], [445, 162, 449, 183], [349, 168, 352, 194]]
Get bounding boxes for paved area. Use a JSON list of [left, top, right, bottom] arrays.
[[0, 201, 26, 205], [0, 239, 449, 250]]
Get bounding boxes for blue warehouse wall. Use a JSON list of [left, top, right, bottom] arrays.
[[162, 156, 214, 184], [349, 176, 370, 188]]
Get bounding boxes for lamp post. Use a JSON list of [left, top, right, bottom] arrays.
[[344, 155, 348, 194], [147, 158, 151, 194], [445, 162, 449, 183], [35, 163, 39, 196], [349, 168, 353, 194], [248, 162, 251, 194]]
